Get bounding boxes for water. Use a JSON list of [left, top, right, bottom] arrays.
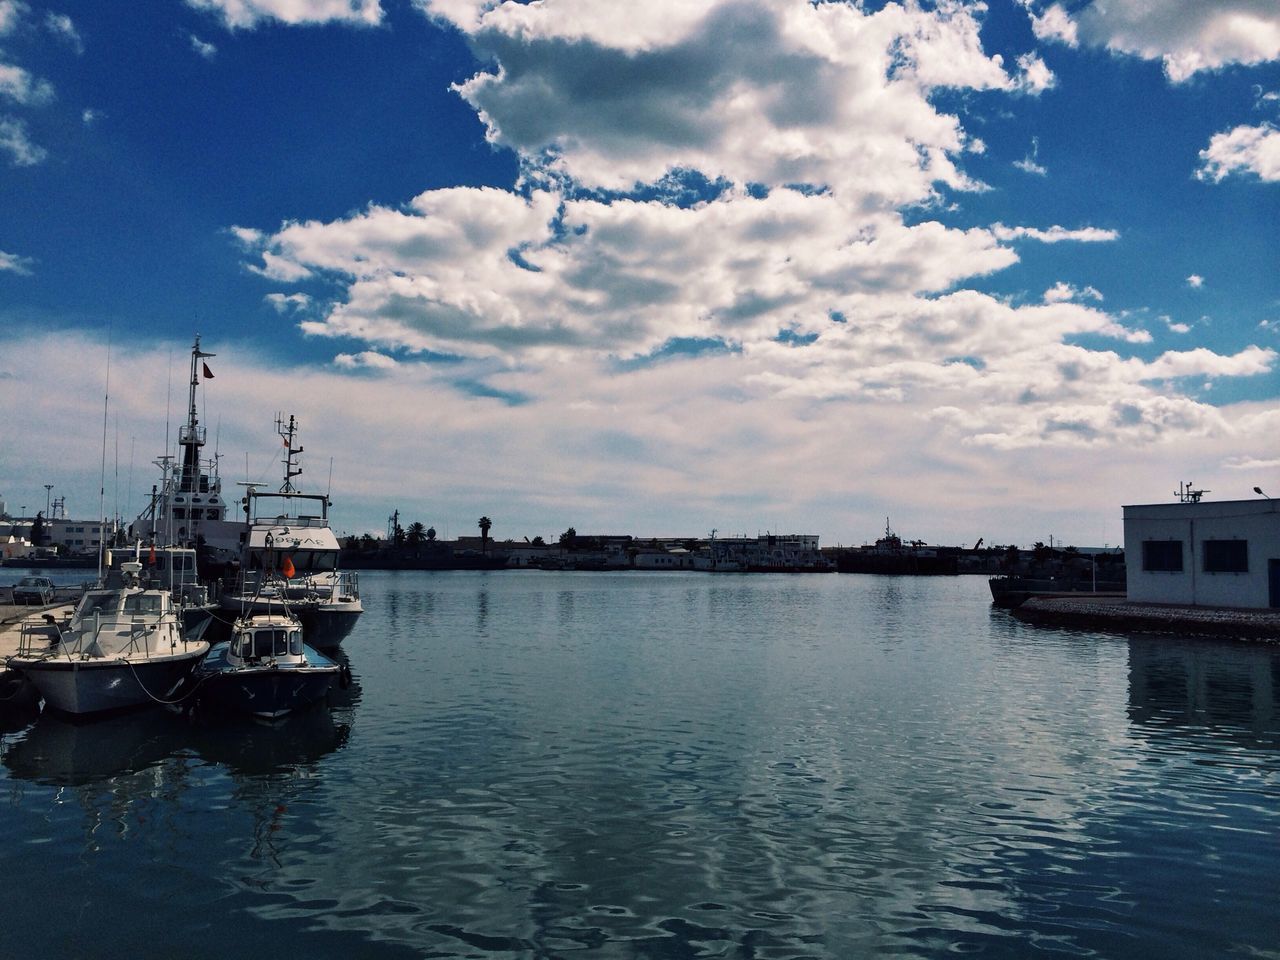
[[3, 571, 1278, 958]]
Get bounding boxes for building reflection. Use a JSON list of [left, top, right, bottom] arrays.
[[1127, 635, 1280, 747]]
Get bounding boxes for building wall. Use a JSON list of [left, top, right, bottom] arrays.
[[1124, 499, 1280, 608]]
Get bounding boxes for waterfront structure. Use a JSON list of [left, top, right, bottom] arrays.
[[1124, 495, 1280, 609]]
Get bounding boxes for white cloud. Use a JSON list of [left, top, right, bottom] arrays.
[[1223, 455, 1280, 471], [0, 248, 33, 274], [266, 291, 311, 312], [1013, 52, 1055, 94], [991, 223, 1119, 243], [1197, 123, 1280, 183], [1186, 274, 1204, 288], [1030, 0, 1280, 82], [0, 115, 45, 165], [204, 0, 1275, 529], [333, 350, 399, 370], [0, 62, 54, 106], [440, 0, 1021, 203], [188, 33, 217, 59], [0, 1, 28, 37], [1014, 136, 1047, 176], [1044, 281, 1102, 303], [81, 107, 100, 124], [44, 12, 82, 53], [186, 0, 383, 30]]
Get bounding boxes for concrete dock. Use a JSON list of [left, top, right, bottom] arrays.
[[1012, 595, 1280, 640]]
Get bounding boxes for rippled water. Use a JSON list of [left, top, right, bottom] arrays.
[[3, 571, 1279, 958]]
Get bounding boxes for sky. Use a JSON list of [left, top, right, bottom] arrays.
[[1, 0, 1277, 549]]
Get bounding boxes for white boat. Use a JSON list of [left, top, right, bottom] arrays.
[[192, 607, 340, 718], [128, 335, 245, 568], [7, 560, 211, 717], [213, 414, 362, 649]]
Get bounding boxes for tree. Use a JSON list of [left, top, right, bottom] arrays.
[[558, 527, 577, 549], [407, 522, 426, 545], [531, 535, 544, 547], [30, 511, 45, 547], [478, 516, 492, 555]]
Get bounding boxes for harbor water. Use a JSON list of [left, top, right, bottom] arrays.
[[2, 570, 1278, 958]]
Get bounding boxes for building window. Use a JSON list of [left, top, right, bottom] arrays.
[[1142, 540, 1183, 572], [1203, 539, 1248, 573]]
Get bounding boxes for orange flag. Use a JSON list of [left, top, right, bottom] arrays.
[[282, 555, 296, 578]]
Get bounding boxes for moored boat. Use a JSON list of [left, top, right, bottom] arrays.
[[7, 560, 211, 717], [191, 608, 340, 719], [212, 414, 362, 649]]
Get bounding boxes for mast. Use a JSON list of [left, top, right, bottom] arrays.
[[179, 335, 215, 494], [277, 414, 304, 494]]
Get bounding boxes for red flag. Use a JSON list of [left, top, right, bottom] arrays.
[[282, 555, 295, 578], [148, 544, 156, 566], [202, 362, 214, 379]]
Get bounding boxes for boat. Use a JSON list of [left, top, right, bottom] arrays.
[[191, 607, 340, 718], [127, 335, 246, 572], [7, 559, 211, 717], [212, 414, 362, 649], [988, 576, 1126, 609], [834, 520, 959, 575]]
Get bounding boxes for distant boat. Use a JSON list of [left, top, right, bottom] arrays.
[[835, 520, 958, 575], [128, 335, 246, 571], [7, 559, 210, 717], [191, 608, 340, 719]]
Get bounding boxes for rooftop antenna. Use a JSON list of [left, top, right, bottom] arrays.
[[1175, 480, 1208, 503]]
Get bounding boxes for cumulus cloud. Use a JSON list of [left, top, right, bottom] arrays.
[[1186, 274, 1204, 288], [227, 0, 1272, 462], [1197, 123, 1280, 183], [266, 291, 311, 312], [187, 0, 383, 30], [1028, 0, 1280, 82], [440, 0, 1017, 202]]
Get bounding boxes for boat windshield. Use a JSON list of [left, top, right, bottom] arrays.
[[236, 628, 292, 659], [123, 593, 165, 615], [77, 591, 118, 617]]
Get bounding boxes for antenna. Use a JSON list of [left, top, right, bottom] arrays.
[[1175, 480, 1208, 503]]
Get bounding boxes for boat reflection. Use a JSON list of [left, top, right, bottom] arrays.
[[1128, 635, 1280, 748], [3, 707, 184, 787], [187, 704, 350, 776]]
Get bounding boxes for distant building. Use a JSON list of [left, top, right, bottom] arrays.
[[1124, 497, 1280, 608], [46, 518, 112, 555]]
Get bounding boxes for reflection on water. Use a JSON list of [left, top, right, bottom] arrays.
[[2, 572, 1280, 959], [1128, 635, 1280, 746]]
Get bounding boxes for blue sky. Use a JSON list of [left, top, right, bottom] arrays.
[[1, 0, 1277, 547]]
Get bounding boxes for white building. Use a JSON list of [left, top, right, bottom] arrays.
[[1123, 497, 1280, 609]]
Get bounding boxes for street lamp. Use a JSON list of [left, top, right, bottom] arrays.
[[44, 484, 52, 517], [1255, 486, 1270, 499]]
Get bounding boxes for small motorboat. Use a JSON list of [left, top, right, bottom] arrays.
[[192, 609, 340, 719], [7, 560, 210, 717]]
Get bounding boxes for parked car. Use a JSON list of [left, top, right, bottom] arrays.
[[11, 576, 54, 605]]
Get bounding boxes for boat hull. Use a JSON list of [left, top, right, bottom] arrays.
[[11, 650, 208, 717], [194, 645, 339, 719]]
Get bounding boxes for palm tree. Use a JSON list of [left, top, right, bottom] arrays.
[[478, 516, 492, 555], [407, 522, 426, 545]]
